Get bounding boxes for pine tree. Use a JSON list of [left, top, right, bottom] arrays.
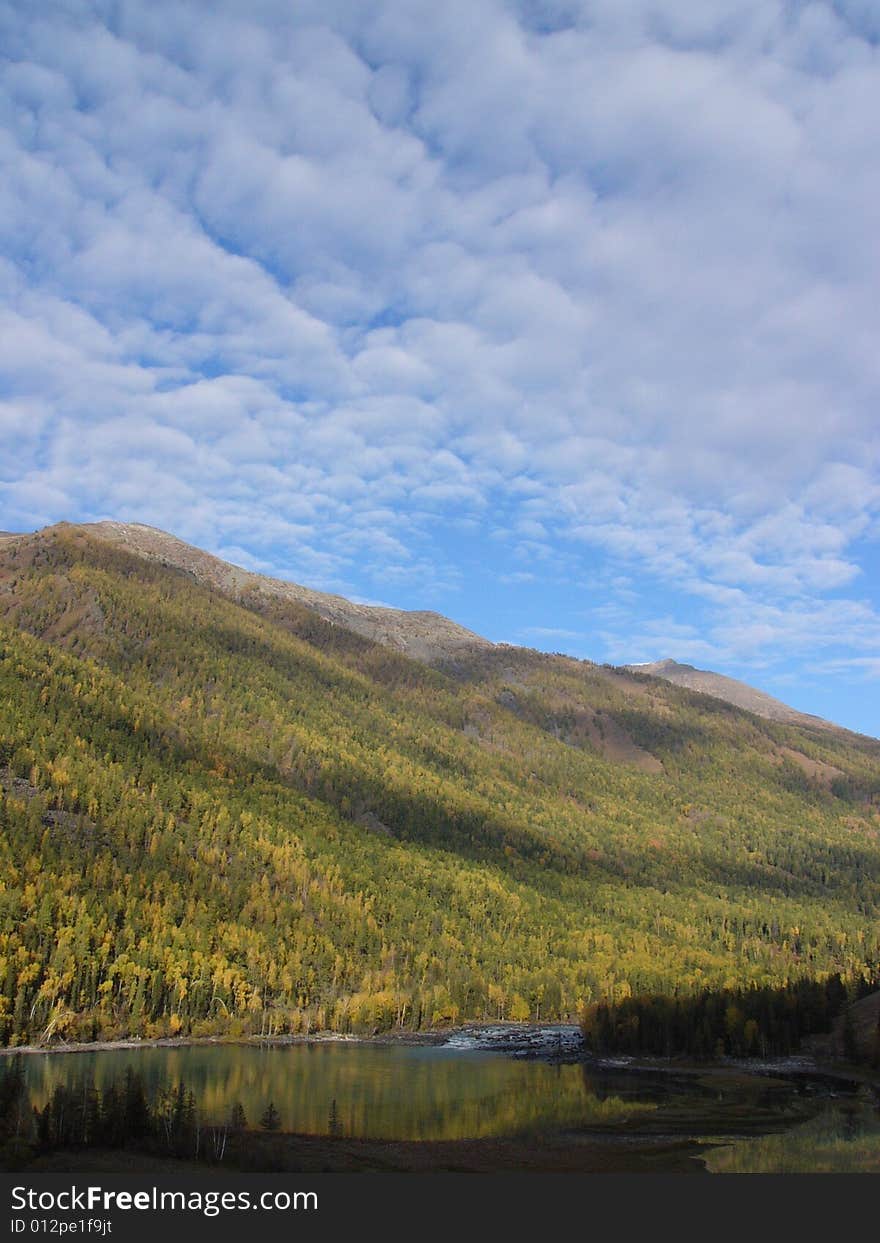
[[228, 1101, 247, 1131], [259, 1101, 281, 1131]]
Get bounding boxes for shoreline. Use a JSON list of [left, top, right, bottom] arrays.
[[0, 1021, 565, 1058], [3, 1023, 876, 1090], [0, 1029, 449, 1057]]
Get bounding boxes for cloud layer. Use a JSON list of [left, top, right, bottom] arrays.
[[1, 1, 879, 724]]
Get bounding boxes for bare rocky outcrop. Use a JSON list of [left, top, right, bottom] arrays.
[[0, 766, 102, 845], [625, 658, 839, 732]]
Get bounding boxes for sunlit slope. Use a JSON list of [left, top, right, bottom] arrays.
[[0, 526, 878, 1045]]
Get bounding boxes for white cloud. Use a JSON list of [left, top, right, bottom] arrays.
[[0, 0, 878, 701]]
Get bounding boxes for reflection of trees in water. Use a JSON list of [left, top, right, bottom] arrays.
[[705, 1103, 880, 1173], [22, 1046, 649, 1140], [578, 1064, 670, 1105]]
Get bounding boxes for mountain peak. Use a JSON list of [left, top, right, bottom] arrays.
[[625, 657, 838, 732]]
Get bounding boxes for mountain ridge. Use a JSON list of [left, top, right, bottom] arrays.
[[625, 658, 842, 734], [3, 520, 856, 738], [4, 521, 492, 664]]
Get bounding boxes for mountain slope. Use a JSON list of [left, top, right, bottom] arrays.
[[6, 521, 491, 664], [12, 522, 846, 732], [0, 524, 879, 1046], [625, 658, 839, 732]]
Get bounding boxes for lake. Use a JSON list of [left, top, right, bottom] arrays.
[[21, 1037, 648, 1141], [15, 1034, 880, 1172]]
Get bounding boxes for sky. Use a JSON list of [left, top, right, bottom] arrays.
[[1, 1, 879, 736]]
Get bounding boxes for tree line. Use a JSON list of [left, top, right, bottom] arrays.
[[581, 973, 880, 1060]]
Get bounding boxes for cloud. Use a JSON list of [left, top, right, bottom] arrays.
[[521, 625, 584, 640], [0, 0, 879, 715], [812, 656, 880, 680]]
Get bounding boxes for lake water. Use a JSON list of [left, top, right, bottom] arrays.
[[16, 1036, 880, 1170], [20, 1039, 646, 1141]]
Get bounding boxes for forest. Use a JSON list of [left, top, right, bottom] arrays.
[[1, 525, 879, 1046], [581, 972, 880, 1059]]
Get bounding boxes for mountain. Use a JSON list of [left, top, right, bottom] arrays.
[[626, 658, 839, 732], [26, 521, 491, 664], [8, 523, 839, 728], [0, 521, 879, 1046]]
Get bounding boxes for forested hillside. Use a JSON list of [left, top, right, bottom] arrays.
[[1, 525, 879, 1046]]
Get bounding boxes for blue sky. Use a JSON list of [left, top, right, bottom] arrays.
[[1, 1, 879, 735]]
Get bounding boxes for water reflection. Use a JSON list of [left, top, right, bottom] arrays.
[[705, 1100, 880, 1173], [21, 1043, 648, 1141]]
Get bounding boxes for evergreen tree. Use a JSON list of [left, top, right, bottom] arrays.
[[259, 1101, 281, 1132], [228, 1101, 248, 1131]]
